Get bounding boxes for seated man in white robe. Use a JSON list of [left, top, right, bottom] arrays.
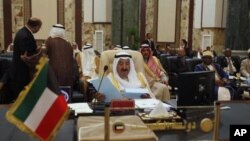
[[76, 44, 99, 79], [75, 44, 100, 100], [140, 44, 170, 102], [97, 51, 155, 101]]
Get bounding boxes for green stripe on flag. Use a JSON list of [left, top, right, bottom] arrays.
[[13, 62, 48, 121]]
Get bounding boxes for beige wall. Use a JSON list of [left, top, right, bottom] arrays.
[[180, 0, 189, 45], [0, 0, 226, 54], [157, 0, 176, 42], [64, 0, 75, 43], [32, 0, 57, 40]]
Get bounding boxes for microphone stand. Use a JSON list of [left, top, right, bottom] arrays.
[[93, 66, 108, 113]]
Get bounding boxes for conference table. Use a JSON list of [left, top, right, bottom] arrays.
[[1, 101, 250, 141]]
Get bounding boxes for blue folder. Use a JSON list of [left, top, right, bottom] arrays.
[[90, 77, 149, 102], [90, 77, 123, 102]]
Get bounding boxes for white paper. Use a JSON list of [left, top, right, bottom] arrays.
[[240, 77, 247, 81], [149, 101, 170, 117], [135, 99, 172, 110], [121, 88, 150, 99], [68, 103, 93, 114], [90, 77, 152, 101], [124, 88, 149, 94], [228, 75, 235, 79]]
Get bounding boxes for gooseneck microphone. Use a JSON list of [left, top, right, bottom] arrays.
[[97, 65, 109, 92], [93, 65, 109, 113]]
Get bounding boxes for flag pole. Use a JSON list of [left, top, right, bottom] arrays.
[[104, 104, 110, 141], [213, 101, 220, 141]]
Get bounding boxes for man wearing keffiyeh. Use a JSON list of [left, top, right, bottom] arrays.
[[140, 44, 170, 102], [106, 51, 155, 99], [45, 24, 73, 92]]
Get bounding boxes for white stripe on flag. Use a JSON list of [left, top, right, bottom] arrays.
[[24, 88, 57, 131]]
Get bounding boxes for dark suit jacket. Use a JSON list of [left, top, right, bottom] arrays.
[[194, 63, 238, 100], [10, 27, 38, 100], [217, 56, 241, 73], [176, 56, 189, 73], [194, 63, 228, 80]]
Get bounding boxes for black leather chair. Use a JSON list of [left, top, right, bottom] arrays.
[[186, 58, 202, 72], [71, 80, 85, 103], [159, 53, 171, 70], [165, 56, 179, 95], [0, 54, 13, 104]]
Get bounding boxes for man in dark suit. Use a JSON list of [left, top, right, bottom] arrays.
[[176, 48, 189, 73], [142, 33, 158, 56], [194, 50, 238, 100], [10, 17, 42, 101], [217, 48, 240, 75]]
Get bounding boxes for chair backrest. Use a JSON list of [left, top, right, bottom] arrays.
[[186, 58, 202, 72], [165, 56, 178, 73], [99, 50, 144, 76]]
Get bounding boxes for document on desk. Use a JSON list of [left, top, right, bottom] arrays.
[[68, 103, 93, 114], [90, 77, 123, 102], [90, 77, 151, 101], [122, 88, 149, 99], [135, 99, 172, 110]]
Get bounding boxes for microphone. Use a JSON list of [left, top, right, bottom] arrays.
[[93, 65, 109, 113]]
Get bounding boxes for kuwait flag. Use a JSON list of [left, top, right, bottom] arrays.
[[6, 57, 69, 141]]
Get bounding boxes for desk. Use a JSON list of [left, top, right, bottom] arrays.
[[0, 105, 75, 141], [77, 116, 158, 141], [155, 101, 250, 141], [2, 101, 250, 141]]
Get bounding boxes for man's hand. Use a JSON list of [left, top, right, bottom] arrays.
[[215, 79, 225, 86], [161, 80, 168, 85], [96, 93, 105, 102], [140, 93, 151, 99]]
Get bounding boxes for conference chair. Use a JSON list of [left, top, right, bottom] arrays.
[[99, 50, 145, 76], [186, 58, 202, 72]]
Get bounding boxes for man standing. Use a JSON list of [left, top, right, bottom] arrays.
[[142, 33, 158, 56], [180, 39, 192, 58], [45, 24, 73, 92], [140, 44, 170, 102], [10, 17, 42, 101]]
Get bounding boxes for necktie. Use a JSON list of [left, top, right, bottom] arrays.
[[228, 58, 234, 74], [148, 39, 151, 47]]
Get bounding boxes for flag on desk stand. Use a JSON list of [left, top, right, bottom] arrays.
[[6, 57, 69, 141]]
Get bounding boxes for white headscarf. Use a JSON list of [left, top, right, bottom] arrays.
[[81, 44, 97, 78], [49, 24, 65, 38], [122, 46, 130, 50], [112, 51, 142, 89]]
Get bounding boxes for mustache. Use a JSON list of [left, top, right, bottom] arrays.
[[121, 69, 128, 72]]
